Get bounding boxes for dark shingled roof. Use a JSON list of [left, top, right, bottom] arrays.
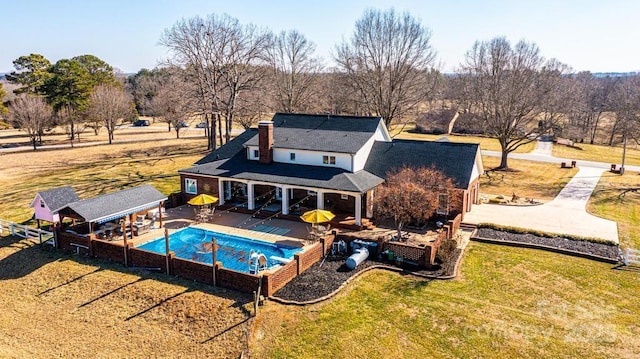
[[243, 113, 384, 154], [196, 129, 258, 165], [364, 140, 480, 189], [34, 186, 80, 212], [60, 185, 167, 223], [181, 152, 384, 193]]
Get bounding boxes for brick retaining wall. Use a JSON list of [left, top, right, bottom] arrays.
[[92, 239, 125, 263], [172, 257, 214, 284], [295, 242, 322, 274], [217, 267, 261, 294], [447, 213, 462, 239], [54, 228, 328, 296], [263, 260, 298, 297], [129, 247, 167, 271], [56, 231, 91, 254]]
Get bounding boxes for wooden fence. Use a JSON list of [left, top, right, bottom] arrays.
[[0, 218, 54, 245]]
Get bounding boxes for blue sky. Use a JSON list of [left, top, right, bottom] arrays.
[[1, 0, 639, 74]]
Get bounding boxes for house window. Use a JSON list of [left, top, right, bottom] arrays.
[[323, 155, 336, 165], [253, 149, 259, 158], [437, 193, 449, 215], [290, 152, 296, 161], [185, 178, 197, 195], [341, 194, 349, 200], [40, 199, 45, 208]]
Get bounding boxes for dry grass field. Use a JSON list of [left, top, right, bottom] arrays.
[[0, 235, 254, 358], [553, 142, 640, 166], [0, 131, 262, 357], [480, 156, 578, 200], [0, 136, 208, 222]]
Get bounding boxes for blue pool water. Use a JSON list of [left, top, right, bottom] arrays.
[[137, 227, 302, 273]]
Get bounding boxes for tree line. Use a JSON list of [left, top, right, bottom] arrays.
[[2, 53, 135, 148], [1, 8, 639, 170]]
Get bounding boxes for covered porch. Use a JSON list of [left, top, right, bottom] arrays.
[[214, 178, 374, 229]]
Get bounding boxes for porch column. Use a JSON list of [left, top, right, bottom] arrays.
[[218, 180, 225, 206], [247, 183, 255, 210], [355, 194, 362, 226], [316, 190, 324, 210], [281, 186, 289, 215]]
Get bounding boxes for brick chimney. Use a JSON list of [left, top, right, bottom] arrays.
[[258, 121, 274, 164]]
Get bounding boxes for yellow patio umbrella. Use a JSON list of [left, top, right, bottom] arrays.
[[188, 193, 219, 206], [300, 209, 335, 224]]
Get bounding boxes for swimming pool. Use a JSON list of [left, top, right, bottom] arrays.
[[137, 227, 302, 273]]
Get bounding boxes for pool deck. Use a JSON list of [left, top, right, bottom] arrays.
[[123, 205, 313, 250]]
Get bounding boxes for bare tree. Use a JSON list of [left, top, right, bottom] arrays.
[[335, 8, 437, 126], [56, 105, 86, 147], [9, 94, 53, 150], [608, 76, 640, 172], [564, 73, 618, 144], [235, 85, 271, 129], [151, 74, 196, 139], [266, 30, 323, 113], [89, 85, 134, 144], [458, 37, 568, 169], [374, 166, 460, 241], [160, 14, 271, 148]]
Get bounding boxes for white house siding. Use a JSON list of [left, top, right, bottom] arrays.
[[247, 146, 259, 160], [353, 124, 392, 172], [468, 149, 484, 185], [276, 149, 352, 170], [246, 145, 353, 171]]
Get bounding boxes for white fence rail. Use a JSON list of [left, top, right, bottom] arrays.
[[623, 248, 640, 266], [0, 218, 55, 246]]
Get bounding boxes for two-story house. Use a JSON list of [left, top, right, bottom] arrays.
[[179, 113, 483, 228]]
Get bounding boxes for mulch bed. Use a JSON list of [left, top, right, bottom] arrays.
[[475, 227, 620, 260], [273, 250, 461, 302]]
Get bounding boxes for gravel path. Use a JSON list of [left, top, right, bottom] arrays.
[[475, 227, 620, 260]]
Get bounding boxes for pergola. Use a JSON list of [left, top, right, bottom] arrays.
[[57, 185, 167, 241]]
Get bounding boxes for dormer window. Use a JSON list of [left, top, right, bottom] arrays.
[[323, 155, 336, 165], [290, 152, 296, 161]]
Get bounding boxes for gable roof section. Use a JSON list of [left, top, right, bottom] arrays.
[[59, 185, 167, 223], [30, 186, 80, 212], [243, 113, 385, 154], [364, 140, 481, 189], [181, 152, 384, 193], [196, 129, 258, 165]]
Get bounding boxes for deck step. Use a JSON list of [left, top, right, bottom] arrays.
[[460, 222, 477, 230]]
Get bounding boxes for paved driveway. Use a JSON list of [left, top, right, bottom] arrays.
[[464, 166, 619, 243]]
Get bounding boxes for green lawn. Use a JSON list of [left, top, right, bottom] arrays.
[[588, 171, 640, 249], [393, 130, 536, 153], [553, 142, 640, 166], [253, 243, 640, 358]]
